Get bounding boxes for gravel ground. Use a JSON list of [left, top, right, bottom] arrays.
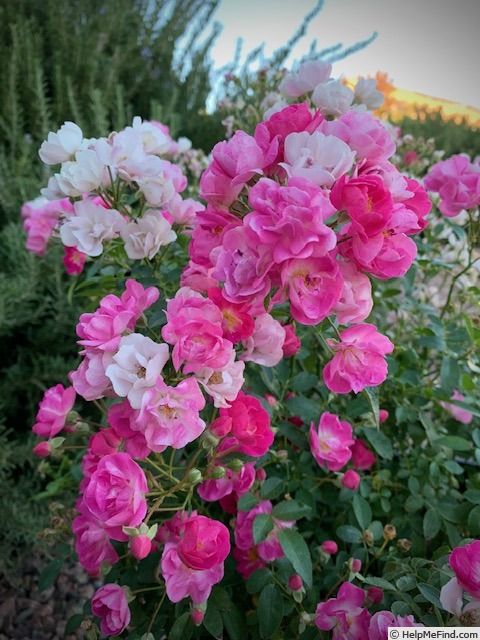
[[0, 555, 96, 640]]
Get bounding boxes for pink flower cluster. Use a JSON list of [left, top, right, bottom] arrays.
[[424, 154, 480, 217]]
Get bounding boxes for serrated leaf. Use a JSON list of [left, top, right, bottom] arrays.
[[336, 525, 362, 543], [363, 576, 395, 590], [435, 436, 472, 452], [246, 569, 272, 594], [363, 427, 393, 460], [203, 604, 223, 638], [253, 514, 274, 545], [396, 575, 416, 591], [168, 612, 193, 640], [278, 528, 312, 588], [237, 493, 259, 512], [272, 500, 311, 521], [353, 494, 372, 530], [258, 584, 284, 638], [260, 476, 285, 500], [423, 509, 441, 539], [38, 558, 64, 592], [417, 583, 442, 609]]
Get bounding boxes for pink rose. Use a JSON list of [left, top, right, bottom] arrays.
[[440, 390, 473, 424], [350, 439, 376, 470], [309, 412, 354, 471], [368, 611, 424, 639], [321, 540, 338, 555], [282, 323, 301, 356], [315, 582, 371, 639], [234, 500, 294, 562], [342, 469, 361, 490], [83, 452, 148, 541], [177, 515, 230, 570], [72, 500, 119, 575], [62, 246, 87, 275], [220, 392, 274, 457], [91, 584, 131, 637], [323, 323, 394, 394], [32, 384, 76, 438], [450, 541, 480, 598]]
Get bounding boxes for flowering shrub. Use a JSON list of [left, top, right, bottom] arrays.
[[25, 57, 480, 639]]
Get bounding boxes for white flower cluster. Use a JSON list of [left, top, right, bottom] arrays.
[[264, 59, 384, 119], [37, 118, 204, 260]]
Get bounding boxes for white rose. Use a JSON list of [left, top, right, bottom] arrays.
[[39, 121, 83, 165]]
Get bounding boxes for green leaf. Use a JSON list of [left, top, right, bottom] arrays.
[[168, 612, 193, 640], [362, 427, 393, 460], [38, 558, 64, 592], [203, 604, 223, 638], [362, 386, 379, 426], [64, 614, 83, 635], [417, 584, 442, 609], [253, 514, 274, 545], [272, 500, 311, 521], [260, 476, 285, 500], [285, 396, 318, 423], [336, 525, 362, 543], [221, 602, 247, 640], [353, 494, 372, 530], [423, 509, 441, 539], [278, 528, 312, 588], [443, 460, 464, 475], [468, 506, 480, 536], [363, 577, 395, 591], [290, 372, 318, 393], [258, 584, 284, 638], [441, 355, 460, 393], [396, 575, 417, 591], [405, 495, 424, 512], [435, 436, 472, 452], [246, 569, 272, 594], [237, 493, 259, 512], [464, 489, 480, 504]]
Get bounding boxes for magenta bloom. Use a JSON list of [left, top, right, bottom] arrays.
[[350, 439, 376, 470], [234, 500, 293, 562], [207, 287, 254, 343], [342, 469, 360, 490], [177, 514, 230, 571], [368, 611, 424, 639], [233, 545, 267, 579], [220, 391, 274, 457], [323, 323, 394, 394], [83, 452, 148, 541], [315, 582, 371, 639], [440, 390, 473, 424], [309, 412, 354, 471], [91, 584, 131, 637], [424, 154, 480, 217], [450, 540, 480, 598], [32, 384, 76, 438], [62, 245, 86, 275], [72, 501, 119, 575]]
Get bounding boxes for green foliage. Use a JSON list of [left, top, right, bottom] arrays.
[[396, 108, 480, 159]]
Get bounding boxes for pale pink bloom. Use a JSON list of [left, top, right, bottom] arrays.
[[138, 172, 176, 207], [279, 59, 332, 97], [440, 576, 464, 616], [368, 611, 424, 639], [312, 80, 354, 117], [60, 199, 125, 256], [450, 541, 480, 598], [138, 377, 206, 451], [350, 439, 376, 470], [241, 314, 286, 367], [220, 391, 274, 458], [71, 351, 115, 401], [188, 205, 240, 268], [234, 500, 294, 562], [72, 500, 119, 575], [120, 210, 176, 259], [315, 582, 371, 639], [280, 131, 355, 188], [195, 354, 245, 409], [181, 261, 219, 292], [55, 148, 106, 196], [441, 390, 473, 424], [323, 324, 394, 394], [107, 400, 151, 460], [91, 583, 131, 637], [282, 323, 301, 356], [319, 110, 396, 163], [177, 514, 230, 571], [105, 333, 170, 408], [342, 469, 361, 490], [32, 384, 76, 438], [166, 193, 205, 229], [424, 154, 480, 216], [97, 129, 158, 183], [128, 116, 171, 155], [39, 121, 83, 165], [353, 77, 384, 111], [332, 261, 373, 325], [309, 412, 354, 471], [22, 197, 73, 256], [77, 295, 135, 353], [120, 278, 160, 322], [161, 541, 225, 604], [162, 289, 234, 374], [321, 540, 338, 555], [62, 246, 87, 275], [40, 175, 66, 201], [83, 452, 148, 541], [246, 177, 337, 265], [280, 253, 343, 326]]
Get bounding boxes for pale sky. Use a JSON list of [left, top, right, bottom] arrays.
[[209, 0, 480, 108]]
